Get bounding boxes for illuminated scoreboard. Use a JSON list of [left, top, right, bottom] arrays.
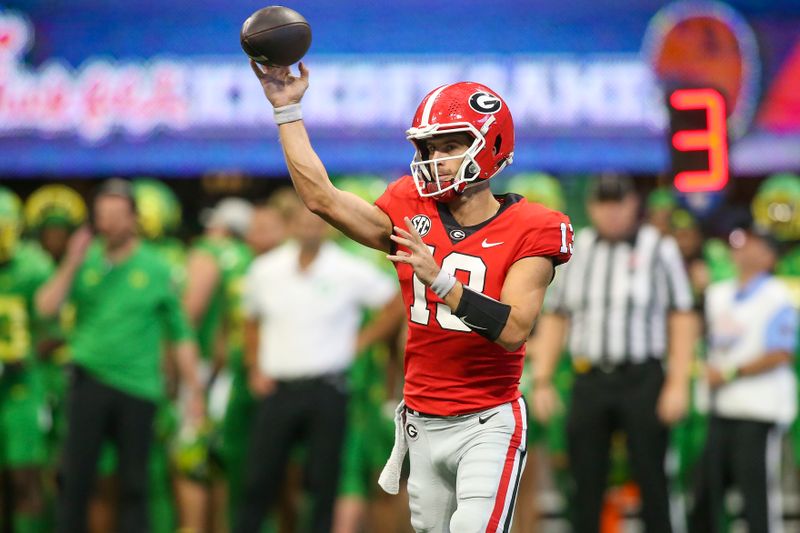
[[666, 87, 730, 193]]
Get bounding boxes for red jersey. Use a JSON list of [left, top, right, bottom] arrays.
[[375, 175, 572, 416]]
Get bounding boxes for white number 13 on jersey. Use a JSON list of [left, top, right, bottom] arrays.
[[560, 222, 575, 254], [409, 246, 486, 332]]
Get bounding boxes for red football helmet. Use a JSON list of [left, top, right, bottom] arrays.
[[406, 82, 514, 202]]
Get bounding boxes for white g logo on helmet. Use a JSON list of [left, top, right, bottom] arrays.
[[468, 92, 502, 114]]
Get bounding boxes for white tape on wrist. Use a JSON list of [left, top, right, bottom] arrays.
[[431, 269, 456, 299], [273, 103, 302, 125]]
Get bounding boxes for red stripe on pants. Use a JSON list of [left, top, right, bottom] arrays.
[[485, 400, 523, 533]]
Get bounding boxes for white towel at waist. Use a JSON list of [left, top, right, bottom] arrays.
[[378, 399, 407, 495]]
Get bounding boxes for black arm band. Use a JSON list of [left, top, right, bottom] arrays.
[[454, 287, 511, 342]]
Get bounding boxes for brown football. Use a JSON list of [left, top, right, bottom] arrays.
[[240, 6, 311, 66]]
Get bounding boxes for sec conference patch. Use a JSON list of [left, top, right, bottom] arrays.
[[410, 215, 431, 237]]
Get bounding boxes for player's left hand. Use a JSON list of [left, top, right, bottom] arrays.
[[656, 378, 688, 425], [387, 217, 440, 285]]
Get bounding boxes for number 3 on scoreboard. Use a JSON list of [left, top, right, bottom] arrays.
[[409, 246, 486, 332]]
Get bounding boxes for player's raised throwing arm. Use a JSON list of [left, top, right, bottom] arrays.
[[251, 61, 393, 252]]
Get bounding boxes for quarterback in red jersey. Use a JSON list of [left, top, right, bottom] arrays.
[[250, 61, 572, 533]]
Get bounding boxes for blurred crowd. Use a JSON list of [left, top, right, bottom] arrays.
[[1, 171, 800, 533]]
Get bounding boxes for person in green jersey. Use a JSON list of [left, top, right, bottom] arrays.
[[0, 186, 54, 533], [83, 178, 187, 533], [179, 197, 254, 532], [35, 179, 205, 533], [23, 184, 88, 529]]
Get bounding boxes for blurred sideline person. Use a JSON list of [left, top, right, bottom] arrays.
[[179, 198, 253, 532], [646, 187, 676, 236], [87, 178, 190, 533], [0, 187, 53, 532], [670, 210, 711, 307], [249, 62, 573, 532], [22, 184, 88, 531], [533, 174, 697, 533], [221, 198, 291, 530], [236, 203, 397, 532], [690, 225, 799, 533], [35, 179, 205, 533], [23, 184, 87, 458]]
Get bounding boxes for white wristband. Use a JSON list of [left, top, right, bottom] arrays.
[[273, 103, 302, 125], [431, 269, 457, 299]]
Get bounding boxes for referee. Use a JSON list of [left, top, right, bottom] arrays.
[[532, 174, 698, 533]]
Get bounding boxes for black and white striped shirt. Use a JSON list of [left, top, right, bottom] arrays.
[[546, 224, 693, 365]]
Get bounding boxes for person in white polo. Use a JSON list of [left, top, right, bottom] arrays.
[[690, 224, 799, 533], [236, 202, 397, 533]]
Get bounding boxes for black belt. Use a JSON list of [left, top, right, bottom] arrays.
[[405, 406, 448, 418], [405, 405, 483, 419], [277, 371, 347, 387]]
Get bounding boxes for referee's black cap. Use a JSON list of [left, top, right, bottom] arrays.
[[588, 173, 636, 202]]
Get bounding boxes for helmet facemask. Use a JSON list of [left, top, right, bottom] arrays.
[[407, 123, 485, 202]]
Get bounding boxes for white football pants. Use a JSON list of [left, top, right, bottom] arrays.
[[404, 397, 528, 533]]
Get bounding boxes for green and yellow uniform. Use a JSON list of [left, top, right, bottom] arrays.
[[24, 184, 89, 467], [0, 243, 53, 469], [183, 237, 253, 508], [192, 236, 252, 367]]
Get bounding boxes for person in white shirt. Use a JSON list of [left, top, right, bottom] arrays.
[[236, 203, 397, 533], [690, 224, 799, 533]]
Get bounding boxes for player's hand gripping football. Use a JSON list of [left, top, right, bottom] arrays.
[[250, 60, 309, 108], [387, 217, 440, 286]]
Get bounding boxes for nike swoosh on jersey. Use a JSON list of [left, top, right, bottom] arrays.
[[457, 316, 488, 330], [481, 239, 504, 248], [478, 412, 498, 424]]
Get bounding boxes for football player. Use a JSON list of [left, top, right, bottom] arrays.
[[0, 186, 54, 532], [180, 197, 254, 531], [23, 184, 88, 527], [250, 62, 573, 532]]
